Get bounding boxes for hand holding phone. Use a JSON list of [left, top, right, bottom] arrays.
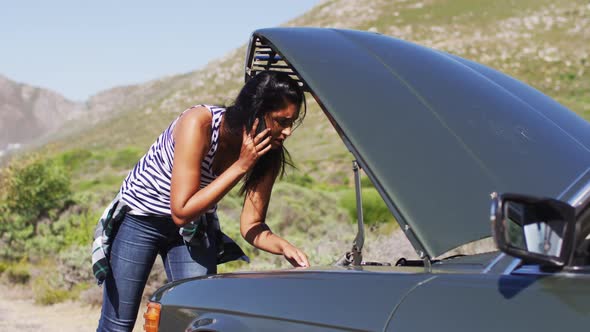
[[253, 113, 267, 136], [238, 114, 272, 172]]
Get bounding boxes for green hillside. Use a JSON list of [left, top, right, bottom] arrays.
[[1, 0, 588, 305]]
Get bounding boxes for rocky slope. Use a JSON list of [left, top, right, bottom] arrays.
[[0, 75, 86, 155]]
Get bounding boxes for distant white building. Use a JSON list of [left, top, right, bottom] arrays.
[[7, 143, 21, 151]]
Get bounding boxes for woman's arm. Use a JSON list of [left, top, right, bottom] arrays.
[[170, 107, 271, 226], [240, 171, 310, 267]]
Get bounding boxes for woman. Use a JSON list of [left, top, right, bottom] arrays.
[[97, 71, 309, 331]]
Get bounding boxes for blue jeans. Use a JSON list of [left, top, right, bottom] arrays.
[[97, 213, 217, 332]]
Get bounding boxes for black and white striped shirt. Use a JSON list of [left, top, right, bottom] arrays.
[[120, 105, 225, 216]]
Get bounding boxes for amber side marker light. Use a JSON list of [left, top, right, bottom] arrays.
[[143, 302, 161, 332]]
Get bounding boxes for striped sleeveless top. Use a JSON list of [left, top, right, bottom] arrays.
[[120, 105, 225, 216]]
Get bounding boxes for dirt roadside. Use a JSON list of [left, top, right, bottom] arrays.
[[0, 284, 143, 332]]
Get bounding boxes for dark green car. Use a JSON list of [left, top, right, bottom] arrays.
[[145, 28, 590, 332]]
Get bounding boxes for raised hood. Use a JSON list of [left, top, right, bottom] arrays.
[[249, 28, 590, 258]]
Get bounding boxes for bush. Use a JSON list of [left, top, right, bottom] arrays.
[[62, 210, 97, 248], [4, 262, 31, 284], [33, 277, 70, 305], [0, 261, 8, 274], [22, 208, 97, 263], [80, 285, 103, 307], [360, 175, 373, 188], [111, 147, 143, 169], [0, 214, 34, 260], [0, 153, 77, 260], [266, 182, 347, 233], [56, 244, 95, 287], [340, 188, 396, 225], [283, 172, 315, 188], [0, 149, 117, 261], [28, 257, 92, 305], [56, 149, 93, 172], [0, 153, 72, 221]]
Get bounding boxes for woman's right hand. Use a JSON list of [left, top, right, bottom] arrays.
[[281, 242, 310, 268], [236, 118, 272, 172]]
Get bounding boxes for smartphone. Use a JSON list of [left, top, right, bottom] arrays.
[[252, 113, 266, 136]]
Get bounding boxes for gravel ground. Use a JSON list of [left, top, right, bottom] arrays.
[[0, 284, 143, 332]]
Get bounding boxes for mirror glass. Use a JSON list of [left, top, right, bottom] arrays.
[[502, 201, 567, 258]]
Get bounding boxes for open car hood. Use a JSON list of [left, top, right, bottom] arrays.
[[249, 28, 590, 258]]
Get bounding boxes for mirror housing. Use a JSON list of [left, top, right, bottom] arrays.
[[491, 193, 576, 267]]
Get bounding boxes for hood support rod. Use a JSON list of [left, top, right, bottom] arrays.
[[351, 160, 365, 266]]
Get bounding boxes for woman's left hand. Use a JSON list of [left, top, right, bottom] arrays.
[[281, 243, 310, 268]]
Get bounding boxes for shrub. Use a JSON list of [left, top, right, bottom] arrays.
[[0, 214, 34, 260], [339, 188, 396, 225], [56, 244, 95, 287], [0, 261, 8, 274], [4, 262, 31, 284], [56, 149, 93, 172], [360, 175, 373, 188], [111, 147, 143, 169], [0, 153, 72, 256], [266, 182, 347, 233], [0, 152, 108, 261], [80, 285, 103, 307], [53, 209, 97, 249], [62, 210, 97, 248], [32, 277, 70, 305], [22, 209, 97, 264], [1, 153, 72, 220], [283, 172, 315, 188]]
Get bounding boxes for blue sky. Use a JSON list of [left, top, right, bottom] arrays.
[[0, 1, 320, 101]]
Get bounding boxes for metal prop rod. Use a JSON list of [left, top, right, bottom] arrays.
[[352, 160, 365, 266]]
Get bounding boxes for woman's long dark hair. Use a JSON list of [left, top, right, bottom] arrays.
[[224, 71, 305, 195]]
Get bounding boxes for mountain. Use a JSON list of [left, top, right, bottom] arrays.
[[0, 72, 210, 159], [0, 75, 86, 155]]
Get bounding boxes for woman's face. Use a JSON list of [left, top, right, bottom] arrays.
[[264, 102, 299, 149]]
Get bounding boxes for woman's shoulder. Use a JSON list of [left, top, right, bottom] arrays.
[[172, 105, 215, 140], [182, 104, 226, 119], [180, 105, 213, 127]]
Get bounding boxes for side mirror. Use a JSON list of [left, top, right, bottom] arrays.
[[491, 193, 576, 267]]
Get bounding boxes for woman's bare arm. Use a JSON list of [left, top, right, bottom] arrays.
[[170, 106, 271, 226], [240, 171, 310, 267]]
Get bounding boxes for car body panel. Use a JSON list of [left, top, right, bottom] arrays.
[[253, 27, 590, 257], [446, 54, 590, 149], [154, 267, 434, 331], [386, 271, 590, 331], [164, 311, 366, 332]]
